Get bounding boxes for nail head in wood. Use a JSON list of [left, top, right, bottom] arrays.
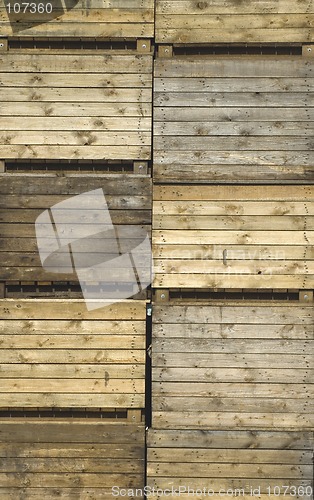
[[127, 409, 142, 422], [299, 290, 313, 302], [133, 161, 148, 174], [137, 39, 151, 53], [158, 45, 173, 58], [302, 45, 314, 57], [155, 289, 170, 302], [0, 39, 8, 51]]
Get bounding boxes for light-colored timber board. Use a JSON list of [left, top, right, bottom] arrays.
[[155, 2, 314, 43], [151, 302, 313, 430], [0, 299, 147, 408], [147, 429, 313, 495], [0, 420, 145, 498], [0, 0, 154, 37], [152, 185, 314, 288], [0, 53, 152, 160], [154, 57, 314, 182]]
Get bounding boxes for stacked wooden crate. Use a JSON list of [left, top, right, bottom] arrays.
[[0, 2, 153, 496], [149, 1, 313, 497]]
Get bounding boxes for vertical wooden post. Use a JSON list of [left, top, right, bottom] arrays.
[[0, 283, 5, 298], [0, 161, 5, 173]]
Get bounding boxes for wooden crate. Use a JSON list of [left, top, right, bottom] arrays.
[[0, 0, 154, 38], [153, 185, 314, 289], [147, 429, 314, 497], [0, 50, 152, 161], [152, 301, 314, 430], [0, 299, 146, 408], [0, 419, 145, 499], [154, 56, 314, 183], [155, 1, 314, 44], [0, 173, 151, 283]]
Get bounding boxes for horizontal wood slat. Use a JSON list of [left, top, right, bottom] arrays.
[[0, 299, 146, 409], [152, 302, 314, 431], [0, 174, 151, 283], [153, 185, 314, 289], [0, 0, 154, 38], [154, 57, 314, 183], [156, 0, 314, 43], [0, 420, 145, 499], [0, 52, 152, 161], [147, 429, 314, 496]]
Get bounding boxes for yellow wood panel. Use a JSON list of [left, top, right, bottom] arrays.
[[0, 52, 152, 160], [0, 299, 147, 409]]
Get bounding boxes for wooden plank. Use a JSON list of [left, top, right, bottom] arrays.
[[152, 412, 314, 430], [157, 1, 314, 15], [154, 185, 314, 201], [147, 429, 314, 449]]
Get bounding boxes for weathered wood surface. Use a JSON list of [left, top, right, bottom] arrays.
[[152, 302, 314, 430], [153, 185, 314, 289], [0, 0, 154, 38], [0, 174, 151, 282], [0, 299, 146, 408], [147, 429, 313, 496], [0, 420, 145, 499], [156, 0, 314, 43], [154, 57, 314, 182], [0, 52, 152, 160]]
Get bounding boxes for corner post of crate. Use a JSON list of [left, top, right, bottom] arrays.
[[299, 290, 313, 302], [155, 289, 170, 302], [0, 283, 5, 298], [0, 39, 8, 52], [127, 409, 142, 423], [302, 45, 314, 57], [0, 161, 5, 173], [137, 39, 151, 53], [133, 161, 148, 175], [157, 45, 173, 58]]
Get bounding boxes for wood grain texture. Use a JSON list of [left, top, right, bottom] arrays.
[[0, 420, 145, 499], [0, 174, 151, 283], [153, 185, 314, 289], [154, 57, 314, 182], [0, 52, 152, 160], [0, 299, 146, 408], [155, 1, 313, 43], [0, 0, 154, 38], [147, 429, 313, 495], [151, 302, 314, 431]]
